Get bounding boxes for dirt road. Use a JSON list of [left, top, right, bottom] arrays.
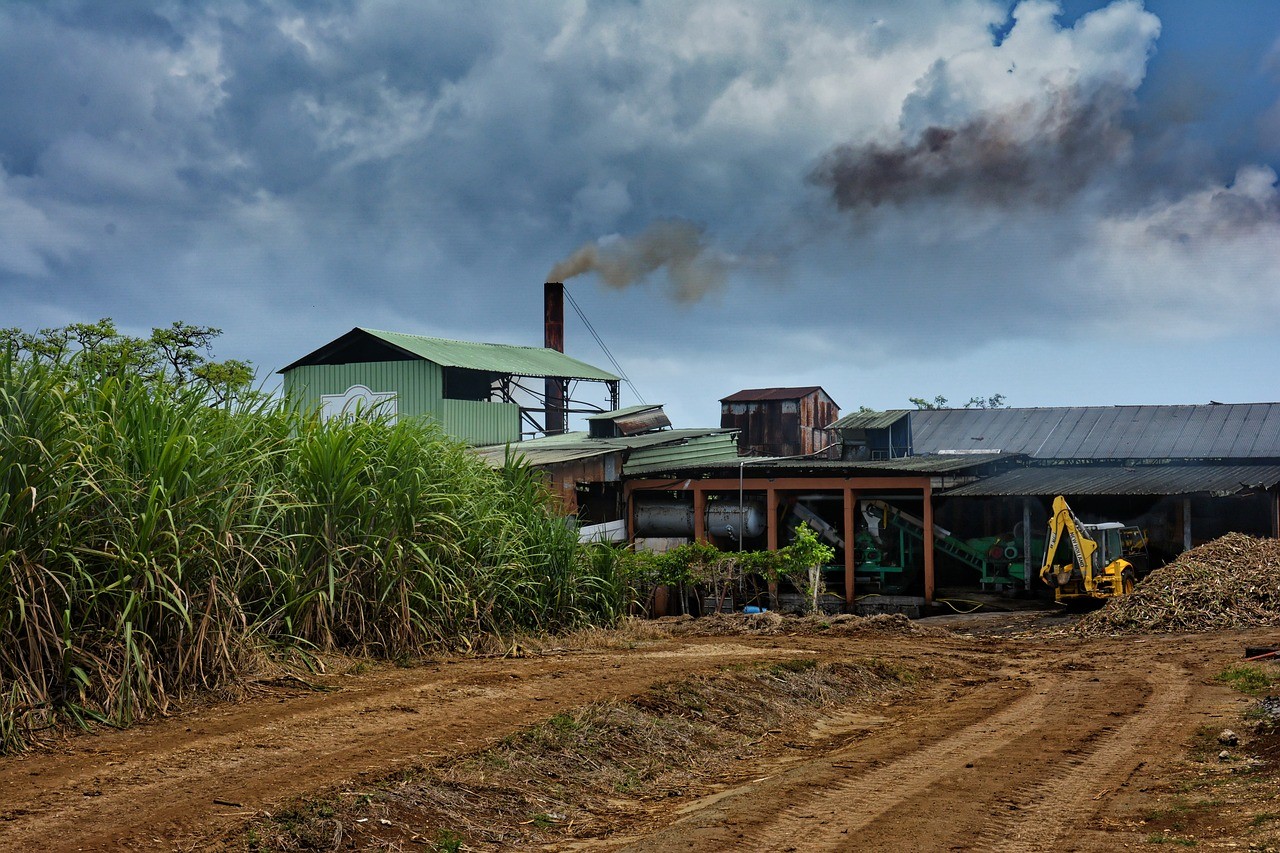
[[0, 618, 1269, 851]]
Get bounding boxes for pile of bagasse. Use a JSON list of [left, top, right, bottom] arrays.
[[1077, 532, 1280, 634]]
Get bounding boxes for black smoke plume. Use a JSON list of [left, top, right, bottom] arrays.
[[809, 83, 1134, 210]]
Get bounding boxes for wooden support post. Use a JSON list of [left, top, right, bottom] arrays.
[[1272, 491, 1279, 539], [767, 487, 779, 608], [844, 488, 857, 607], [1023, 499, 1033, 592], [922, 482, 935, 605], [1182, 497, 1192, 552], [693, 487, 707, 544]]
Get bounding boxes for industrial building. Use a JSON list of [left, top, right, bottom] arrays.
[[720, 387, 840, 457], [279, 283, 1280, 615], [279, 325, 619, 445], [619, 402, 1280, 610]]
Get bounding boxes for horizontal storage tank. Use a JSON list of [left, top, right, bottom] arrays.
[[634, 499, 767, 539]]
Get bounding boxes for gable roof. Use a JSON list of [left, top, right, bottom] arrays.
[[280, 328, 619, 381], [908, 404, 1280, 460], [720, 386, 831, 403]]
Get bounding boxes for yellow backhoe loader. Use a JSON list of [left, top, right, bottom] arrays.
[[1038, 495, 1147, 605]]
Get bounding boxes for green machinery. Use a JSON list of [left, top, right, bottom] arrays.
[[856, 500, 1042, 592]]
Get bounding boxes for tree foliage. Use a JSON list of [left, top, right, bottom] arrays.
[[909, 393, 1008, 410], [0, 319, 254, 406]]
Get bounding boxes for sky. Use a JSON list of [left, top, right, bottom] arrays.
[[3, 0, 1279, 429]]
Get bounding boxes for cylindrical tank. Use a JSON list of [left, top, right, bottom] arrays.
[[634, 500, 767, 539]]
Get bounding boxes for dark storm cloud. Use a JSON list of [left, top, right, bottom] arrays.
[[3, 0, 1279, 423], [809, 82, 1134, 210]]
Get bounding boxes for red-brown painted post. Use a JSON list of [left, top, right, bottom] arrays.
[[693, 486, 707, 543], [543, 282, 566, 435], [844, 487, 857, 606]]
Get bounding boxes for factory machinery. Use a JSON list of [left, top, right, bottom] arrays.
[[857, 500, 1040, 593], [633, 497, 1039, 594]]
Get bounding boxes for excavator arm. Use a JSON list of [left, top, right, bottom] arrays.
[[1039, 495, 1134, 603], [1039, 496, 1097, 588]]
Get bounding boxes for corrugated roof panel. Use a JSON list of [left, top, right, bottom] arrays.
[[1167, 406, 1212, 457], [625, 434, 742, 474], [1002, 408, 1057, 455], [1250, 405, 1280, 457], [586, 404, 662, 420], [1073, 407, 1118, 459], [943, 464, 1280, 497], [361, 328, 620, 381], [1033, 408, 1082, 458], [1209, 405, 1250, 458], [1110, 406, 1150, 459], [827, 409, 911, 430], [1227, 404, 1267, 458], [623, 452, 1013, 477], [473, 427, 735, 469], [909, 403, 1280, 461]]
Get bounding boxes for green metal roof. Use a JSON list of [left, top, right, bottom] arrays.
[[827, 409, 912, 430], [472, 428, 737, 469], [362, 329, 619, 381], [280, 327, 619, 381]]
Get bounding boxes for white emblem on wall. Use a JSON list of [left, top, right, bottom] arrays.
[[320, 385, 398, 423]]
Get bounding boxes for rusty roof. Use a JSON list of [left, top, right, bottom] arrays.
[[720, 386, 831, 403]]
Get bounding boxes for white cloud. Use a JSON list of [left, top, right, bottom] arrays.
[[1089, 166, 1280, 338]]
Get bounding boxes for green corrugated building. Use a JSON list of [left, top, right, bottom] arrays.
[[280, 328, 620, 446]]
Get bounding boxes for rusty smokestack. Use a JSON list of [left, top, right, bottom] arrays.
[[544, 282, 566, 435]]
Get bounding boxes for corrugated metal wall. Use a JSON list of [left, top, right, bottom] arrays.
[[720, 392, 839, 457], [284, 361, 519, 445], [441, 399, 520, 445]]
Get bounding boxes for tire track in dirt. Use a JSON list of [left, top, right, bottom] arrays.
[[979, 662, 1192, 852], [0, 641, 798, 852], [613, 678, 1050, 852]]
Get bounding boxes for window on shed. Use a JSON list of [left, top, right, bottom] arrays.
[[442, 367, 500, 401]]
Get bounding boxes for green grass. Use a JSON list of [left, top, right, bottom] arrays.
[[769, 658, 819, 676], [1214, 665, 1278, 696], [1146, 834, 1197, 846], [433, 829, 464, 853], [0, 348, 631, 751]]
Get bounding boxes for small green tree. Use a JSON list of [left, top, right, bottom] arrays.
[[778, 523, 835, 614], [909, 393, 1009, 410], [0, 319, 254, 406]]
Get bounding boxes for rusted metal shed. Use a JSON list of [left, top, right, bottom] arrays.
[[720, 387, 839, 457]]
